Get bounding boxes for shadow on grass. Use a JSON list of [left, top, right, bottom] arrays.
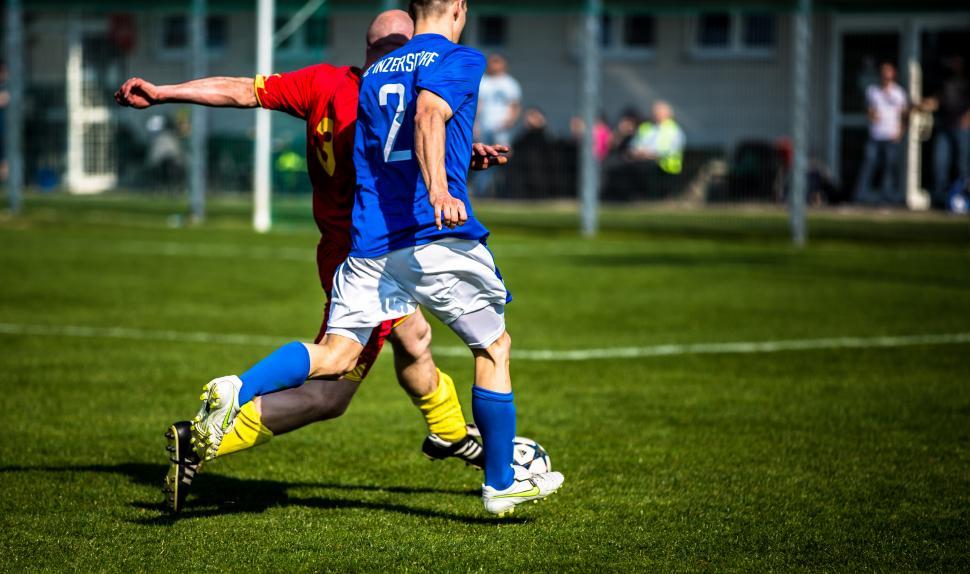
[[0, 463, 525, 526]]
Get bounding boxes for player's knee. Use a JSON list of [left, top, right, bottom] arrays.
[[309, 337, 361, 378], [390, 314, 433, 361], [483, 331, 511, 365], [407, 317, 433, 358]]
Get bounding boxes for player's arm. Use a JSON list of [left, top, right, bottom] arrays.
[[415, 90, 468, 230], [114, 77, 257, 109]]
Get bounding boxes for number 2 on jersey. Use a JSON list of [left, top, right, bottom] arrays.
[[379, 83, 412, 163]]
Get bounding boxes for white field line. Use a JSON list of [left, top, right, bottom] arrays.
[[0, 322, 968, 361], [8, 237, 647, 262]]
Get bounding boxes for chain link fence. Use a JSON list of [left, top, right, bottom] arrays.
[[3, 1, 969, 230]]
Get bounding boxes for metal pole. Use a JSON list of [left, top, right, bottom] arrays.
[[579, 0, 601, 237], [189, 0, 207, 223], [5, 0, 24, 215], [904, 22, 929, 210], [789, 0, 811, 247], [254, 0, 274, 233]]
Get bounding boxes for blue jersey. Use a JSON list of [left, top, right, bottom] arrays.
[[350, 33, 488, 258]]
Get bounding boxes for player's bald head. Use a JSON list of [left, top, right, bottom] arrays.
[[365, 10, 414, 67]]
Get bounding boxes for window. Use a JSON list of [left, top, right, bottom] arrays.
[[600, 13, 614, 48], [623, 15, 655, 48], [206, 16, 228, 50], [161, 15, 229, 53], [162, 16, 187, 50], [598, 13, 655, 56], [276, 13, 331, 57], [692, 11, 776, 57], [275, 17, 295, 50], [304, 15, 329, 49], [478, 15, 507, 48], [697, 13, 731, 48], [742, 13, 775, 48]]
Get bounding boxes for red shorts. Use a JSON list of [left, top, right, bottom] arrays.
[[314, 238, 397, 383]]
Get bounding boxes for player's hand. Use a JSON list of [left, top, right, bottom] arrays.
[[114, 77, 161, 109], [430, 190, 468, 230], [470, 143, 510, 171]]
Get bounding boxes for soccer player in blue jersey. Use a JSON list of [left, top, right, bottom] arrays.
[[191, 0, 563, 516]]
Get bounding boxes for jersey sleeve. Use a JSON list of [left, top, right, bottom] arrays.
[[255, 64, 333, 120], [416, 47, 487, 115]]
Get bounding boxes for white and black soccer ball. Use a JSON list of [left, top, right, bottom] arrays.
[[512, 436, 552, 480]]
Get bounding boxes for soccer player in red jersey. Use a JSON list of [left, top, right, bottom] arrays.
[[115, 10, 508, 512]]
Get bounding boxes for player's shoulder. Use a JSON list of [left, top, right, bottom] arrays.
[[296, 63, 354, 81], [444, 43, 486, 66]]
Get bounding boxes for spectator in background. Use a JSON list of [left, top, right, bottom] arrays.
[[611, 108, 641, 157], [507, 106, 554, 198], [923, 56, 970, 206], [568, 114, 613, 163], [145, 114, 185, 189], [594, 114, 612, 162], [518, 106, 550, 145], [476, 54, 522, 146], [855, 62, 908, 205], [630, 101, 685, 175], [473, 53, 521, 196], [0, 60, 9, 182]]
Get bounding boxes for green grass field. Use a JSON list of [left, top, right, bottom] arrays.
[[1, 195, 968, 572]]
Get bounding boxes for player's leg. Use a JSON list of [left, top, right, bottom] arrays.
[[190, 254, 395, 462], [165, 344, 363, 512], [189, 334, 363, 462], [452, 308, 563, 515], [213, 302, 364, 458], [164, 328, 367, 512], [397, 240, 563, 514], [389, 311, 484, 468]]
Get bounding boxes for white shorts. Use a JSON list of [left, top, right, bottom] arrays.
[[327, 238, 508, 348]]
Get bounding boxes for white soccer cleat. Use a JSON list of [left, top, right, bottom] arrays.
[[190, 375, 243, 462], [482, 471, 564, 516]]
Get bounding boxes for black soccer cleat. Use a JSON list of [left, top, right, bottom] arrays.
[[422, 431, 485, 470], [163, 420, 201, 513]]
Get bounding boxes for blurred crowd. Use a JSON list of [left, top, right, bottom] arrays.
[[0, 60, 8, 183], [857, 57, 969, 210], [2, 49, 966, 210], [475, 52, 969, 209], [471, 53, 687, 199]]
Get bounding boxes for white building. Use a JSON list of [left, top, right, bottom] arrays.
[[11, 0, 970, 198]]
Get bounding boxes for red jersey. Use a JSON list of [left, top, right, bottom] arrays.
[[255, 64, 362, 253], [256, 64, 393, 377]]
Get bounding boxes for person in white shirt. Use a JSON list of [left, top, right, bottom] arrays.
[[476, 54, 521, 145], [855, 62, 909, 205], [473, 54, 521, 196]]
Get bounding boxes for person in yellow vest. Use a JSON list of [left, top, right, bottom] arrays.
[[630, 101, 685, 175]]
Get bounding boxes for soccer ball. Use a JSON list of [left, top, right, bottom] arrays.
[[512, 436, 552, 480], [465, 424, 552, 479]]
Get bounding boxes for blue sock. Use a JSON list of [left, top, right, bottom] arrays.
[[238, 341, 311, 405], [471, 386, 516, 490]]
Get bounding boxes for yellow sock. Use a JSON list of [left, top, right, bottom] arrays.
[[411, 369, 468, 443], [216, 401, 274, 457]]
